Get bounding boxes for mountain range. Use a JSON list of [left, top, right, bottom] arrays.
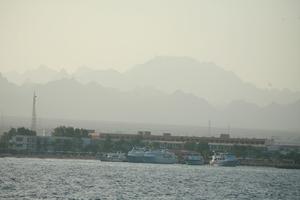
[[3, 56, 300, 106], [0, 68, 299, 132]]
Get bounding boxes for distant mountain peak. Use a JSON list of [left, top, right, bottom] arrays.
[[74, 66, 120, 74], [28, 65, 56, 73], [59, 68, 69, 75], [75, 66, 93, 73], [141, 56, 204, 68], [149, 55, 198, 63]]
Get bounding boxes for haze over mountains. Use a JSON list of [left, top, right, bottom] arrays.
[[1, 57, 300, 132], [4, 57, 300, 106]]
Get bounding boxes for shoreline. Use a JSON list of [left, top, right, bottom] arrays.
[[1, 153, 299, 169], [0, 153, 96, 160]]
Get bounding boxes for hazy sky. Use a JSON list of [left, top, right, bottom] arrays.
[[0, 0, 299, 90]]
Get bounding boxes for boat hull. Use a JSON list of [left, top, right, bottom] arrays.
[[186, 160, 205, 165], [211, 160, 238, 167], [143, 156, 177, 164], [127, 155, 144, 163]]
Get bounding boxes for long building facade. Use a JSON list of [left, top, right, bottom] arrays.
[[10, 131, 287, 153], [91, 132, 269, 150]]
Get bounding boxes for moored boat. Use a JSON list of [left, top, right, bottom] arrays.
[[143, 149, 177, 164], [127, 147, 146, 163], [210, 152, 238, 167]]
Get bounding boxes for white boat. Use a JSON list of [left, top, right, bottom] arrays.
[[127, 147, 146, 163], [210, 152, 238, 166], [143, 149, 177, 164], [98, 152, 127, 162]]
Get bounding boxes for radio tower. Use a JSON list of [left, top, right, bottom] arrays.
[[31, 91, 37, 132]]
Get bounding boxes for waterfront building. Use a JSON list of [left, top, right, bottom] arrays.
[[10, 131, 298, 154], [208, 142, 267, 152], [10, 135, 92, 153], [267, 143, 300, 154], [91, 132, 268, 150]]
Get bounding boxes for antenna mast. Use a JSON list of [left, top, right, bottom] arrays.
[[208, 120, 211, 135], [31, 91, 37, 132]]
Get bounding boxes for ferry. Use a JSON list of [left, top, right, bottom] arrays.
[[143, 149, 178, 164], [127, 147, 146, 163], [210, 152, 239, 167]]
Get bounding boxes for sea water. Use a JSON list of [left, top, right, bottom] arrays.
[[0, 157, 299, 199]]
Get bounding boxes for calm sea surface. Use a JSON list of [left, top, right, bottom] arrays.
[[0, 158, 300, 200]]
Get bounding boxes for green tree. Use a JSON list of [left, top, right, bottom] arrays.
[[113, 138, 132, 152], [184, 141, 197, 151], [52, 126, 90, 138], [131, 135, 143, 147], [102, 135, 113, 152], [150, 142, 161, 149], [0, 127, 36, 152], [196, 142, 211, 159]]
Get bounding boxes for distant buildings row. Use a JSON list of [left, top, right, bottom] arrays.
[[92, 132, 268, 151], [8, 131, 300, 154]]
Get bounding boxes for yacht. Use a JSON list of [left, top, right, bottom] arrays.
[[127, 147, 146, 163], [184, 153, 205, 165], [210, 152, 238, 166], [143, 149, 178, 164]]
